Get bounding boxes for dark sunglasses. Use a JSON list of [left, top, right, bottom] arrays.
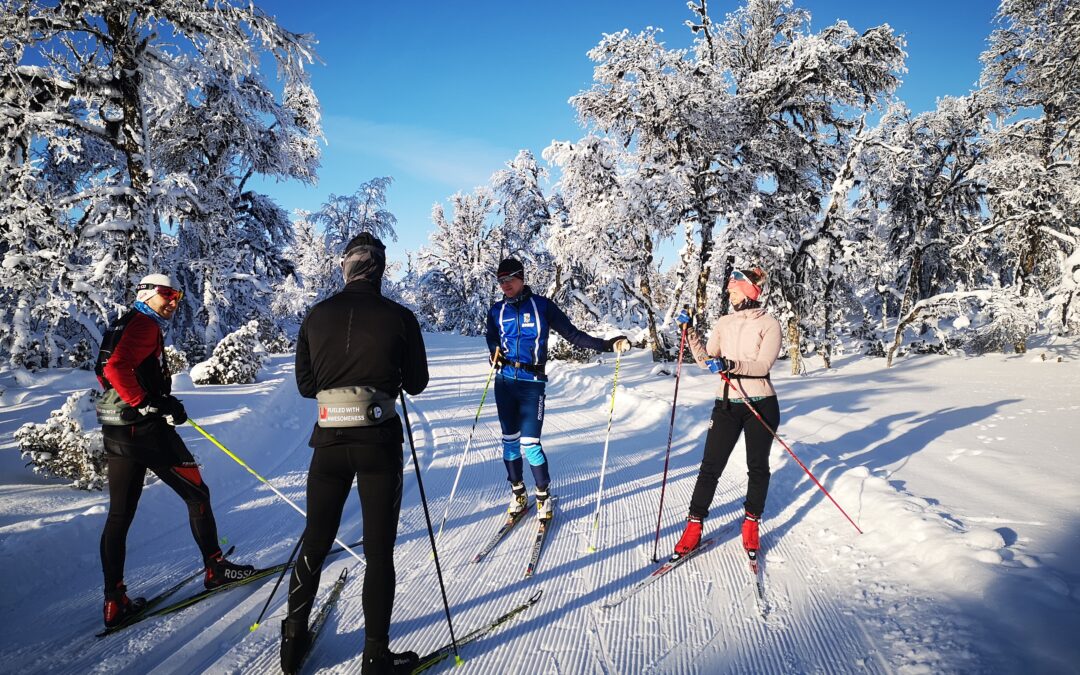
[[497, 272, 523, 284]]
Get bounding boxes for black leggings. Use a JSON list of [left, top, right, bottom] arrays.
[[100, 448, 222, 590], [688, 396, 781, 519], [287, 444, 403, 643]]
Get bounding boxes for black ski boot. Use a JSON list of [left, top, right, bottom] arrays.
[[362, 637, 419, 675], [280, 618, 311, 675], [204, 551, 257, 589], [103, 582, 147, 628]]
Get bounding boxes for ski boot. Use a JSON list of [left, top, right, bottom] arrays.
[[507, 481, 527, 516], [103, 582, 147, 628], [535, 488, 553, 521], [674, 516, 703, 556], [280, 618, 311, 675], [204, 551, 257, 589], [742, 512, 760, 552], [362, 637, 419, 675]]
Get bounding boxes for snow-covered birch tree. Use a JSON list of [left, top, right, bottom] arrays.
[[0, 0, 320, 366], [979, 0, 1080, 340], [546, 136, 677, 359]]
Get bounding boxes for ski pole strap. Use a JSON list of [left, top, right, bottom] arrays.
[[315, 386, 397, 427]]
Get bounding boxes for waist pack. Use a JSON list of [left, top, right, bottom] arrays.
[[316, 387, 398, 428], [95, 388, 133, 426]]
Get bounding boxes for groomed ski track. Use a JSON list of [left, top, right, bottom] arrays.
[[1, 332, 1003, 673]]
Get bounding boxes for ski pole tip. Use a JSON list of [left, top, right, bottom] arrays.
[[587, 545, 597, 553], [249, 622, 259, 632], [454, 655, 465, 667]]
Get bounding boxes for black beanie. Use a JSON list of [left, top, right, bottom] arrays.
[[496, 258, 524, 280], [341, 232, 387, 284]]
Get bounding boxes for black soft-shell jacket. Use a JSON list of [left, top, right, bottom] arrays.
[[295, 279, 429, 448]]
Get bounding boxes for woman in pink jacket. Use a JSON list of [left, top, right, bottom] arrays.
[[673, 267, 782, 557]]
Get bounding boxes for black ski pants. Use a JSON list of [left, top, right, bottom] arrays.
[[100, 434, 222, 592], [688, 396, 781, 520], [287, 443, 403, 644]]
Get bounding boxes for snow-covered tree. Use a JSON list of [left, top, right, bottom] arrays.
[[16, 389, 106, 491], [313, 177, 398, 254], [856, 97, 990, 365], [566, 0, 904, 372], [0, 0, 320, 366], [979, 0, 1080, 339], [570, 23, 739, 321], [491, 150, 558, 296], [273, 211, 339, 323], [191, 320, 265, 385], [414, 189, 501, 334], [546, 137, 678, 359], [710, 0, 905, 372]]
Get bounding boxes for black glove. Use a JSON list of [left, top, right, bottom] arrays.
[[134, 394, 188, 425], [606, 336, 631, 353], [158, 395, 188, 425]]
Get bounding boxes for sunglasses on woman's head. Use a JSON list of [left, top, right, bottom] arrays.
[[730, 269, 750, 282]]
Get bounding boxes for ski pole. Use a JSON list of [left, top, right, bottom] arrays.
[[186, 419, 366, 564], [651, 321, 689, 562], [587, 350, 621, 553], [718, 373, 863, 534], [250, 533, 304, 631], [434, 348, 500, 549], [399, 393, 463, 667]]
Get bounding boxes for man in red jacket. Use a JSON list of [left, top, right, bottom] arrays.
[[94, 273, 255, 628]]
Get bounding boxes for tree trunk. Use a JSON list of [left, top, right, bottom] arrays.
[[786, 315, 803, 375], [106, 10, 152, 294], [887, 254, 923, 367], [635, 234, 664, 361]]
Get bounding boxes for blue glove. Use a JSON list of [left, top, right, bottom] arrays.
[[705, 357, 733, 374], [676, 308, 692, 328]]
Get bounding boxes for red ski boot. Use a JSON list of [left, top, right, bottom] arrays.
[[103, 582, 146, 628], [674, 516, 703, 556], [741, 512, 760, 552]]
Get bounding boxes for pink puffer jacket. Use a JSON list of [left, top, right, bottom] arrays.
[[686, 307, 782, 399]]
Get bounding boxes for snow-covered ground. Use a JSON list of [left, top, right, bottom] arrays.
[[1, 333, 1077, 674]]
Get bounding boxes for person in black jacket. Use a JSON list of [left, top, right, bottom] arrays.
[[281, 233, 429, 675]]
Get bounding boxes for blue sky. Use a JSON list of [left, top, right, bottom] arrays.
[[251, 1, 1001, 261]]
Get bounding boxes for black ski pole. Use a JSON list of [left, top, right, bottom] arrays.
[[400, 392, 463, 667], [250, 533, 304, 631], [651, 318, 689, 562]]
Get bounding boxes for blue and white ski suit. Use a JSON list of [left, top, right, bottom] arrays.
[[485, 286, 610, 489]]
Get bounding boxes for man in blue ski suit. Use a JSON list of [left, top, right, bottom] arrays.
[[485, 258, 630, 520]]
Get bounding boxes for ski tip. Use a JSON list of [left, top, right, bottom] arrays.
[[454, 655, 465, 667], [528, 589, 543, 603]]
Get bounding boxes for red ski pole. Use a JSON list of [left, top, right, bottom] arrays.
[[651, 320, 689, 562], [720, 371, 863, 534]]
